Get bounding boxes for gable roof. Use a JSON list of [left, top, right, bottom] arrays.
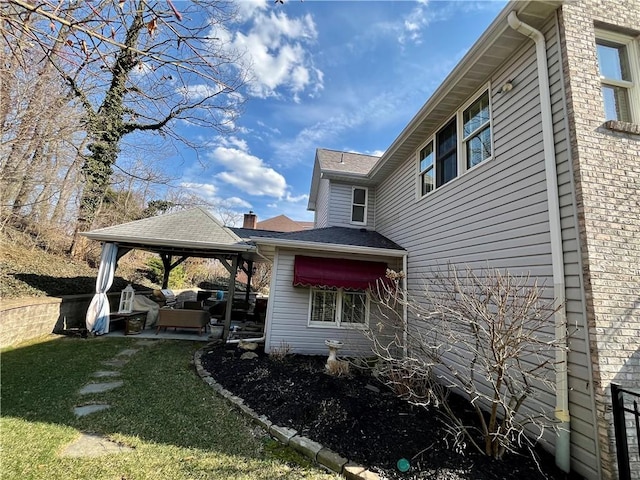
[[308, 148, 381, 210], [256, 214, 314, 232], [82, 207, 256, 257], [316, 148, 380, 176]]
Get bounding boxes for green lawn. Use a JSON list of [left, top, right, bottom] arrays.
[[1, 336, 340, 480]]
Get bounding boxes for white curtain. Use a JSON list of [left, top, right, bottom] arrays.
[[86, 242, 118, 335]]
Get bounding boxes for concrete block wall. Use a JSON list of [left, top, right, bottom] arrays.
[[559, 1, 640, 478], [0, 293, 120, 349]]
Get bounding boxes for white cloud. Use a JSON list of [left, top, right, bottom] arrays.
[[220, 196, 253, 209], [285, 192, 308, 203], [177, 83, 223, 101], [211, 146, 287, 198], [179, 182, 252, 211], [181, 182, 218, 199], [235, 0, 268, 22], [213, 9, 323, 100], [218, 135, 250, 152]]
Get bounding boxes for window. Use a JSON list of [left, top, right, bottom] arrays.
[[419, 142, 435, 195], [596, 30, 640, 123], [309, 288, 368, 328], [463, 91, 491, 168], [436, 118, 458, 187], [351, 187, 367, 224], [417, 88, 492, 197]]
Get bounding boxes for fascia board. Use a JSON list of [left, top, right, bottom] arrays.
[[82, 233, 256, 252], [250, 237, 407, 258]]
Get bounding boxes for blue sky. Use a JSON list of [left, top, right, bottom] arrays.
[[171, 0, 508, 224]]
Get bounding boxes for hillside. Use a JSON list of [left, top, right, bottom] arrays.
[[0, 227, 156, 299]]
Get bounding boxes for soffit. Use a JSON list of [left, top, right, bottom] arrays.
[[370, 0, 563, 183]]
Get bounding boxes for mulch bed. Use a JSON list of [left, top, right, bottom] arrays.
[[199, 344, 567, 480]]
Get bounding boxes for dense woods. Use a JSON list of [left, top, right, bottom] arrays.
[[1, 0, 248, 257]]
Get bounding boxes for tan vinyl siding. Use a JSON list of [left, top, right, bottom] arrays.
[[374, 15, 598, 478], [326, 182, 376, 228], [315, 179, 330, 228], [265, 248, 402, 356]]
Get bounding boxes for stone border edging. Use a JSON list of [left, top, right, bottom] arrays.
[[193, 346, 381, 480]]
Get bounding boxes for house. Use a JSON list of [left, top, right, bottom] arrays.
[[84, 0, 638, 478], [256, 214, 314, 232], [238, 1, 639, 479]]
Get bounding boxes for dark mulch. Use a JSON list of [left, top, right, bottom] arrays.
[[200, 345, 569, 480]]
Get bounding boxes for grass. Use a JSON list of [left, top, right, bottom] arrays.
[[1, 335, 340, 480]]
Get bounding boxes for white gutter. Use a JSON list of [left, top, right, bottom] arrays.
[[507, 11, 570, 473]]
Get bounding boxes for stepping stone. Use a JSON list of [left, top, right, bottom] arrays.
[[79, 381, 123, 395], [136, 340, 156, 347], [60, 433, 133, 457], [102, 358, 129, 368], [74, 404, 111, 417], [116, 348, 140, 357], [92, 371, 121, 378]]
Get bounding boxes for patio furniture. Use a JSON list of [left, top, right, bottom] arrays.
[[109, 311, 148, 335], [156, 308, 208, 335]]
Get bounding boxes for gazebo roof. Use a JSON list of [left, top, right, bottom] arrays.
[[82, 207, 257, 259]]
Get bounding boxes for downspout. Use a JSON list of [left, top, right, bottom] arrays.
[[507, 12, 570, 473], [402, 254, 408, 358]]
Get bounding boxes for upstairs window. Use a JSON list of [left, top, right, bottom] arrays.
[[417, 88, 492, 198], [436, 118, 458, 187], [351, 187, 367, 224], [463, 91, 492, 168], [419, 142, 435, 195], [596, 30, 640, 123]]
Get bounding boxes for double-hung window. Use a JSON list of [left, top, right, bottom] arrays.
[[351, 187, 367, 225], [595, 30, 640, 123], [417, 88, 492, 198], [462, 91, 491, 168], [309, 288, 368, 328], [419, 142, 435, 195]]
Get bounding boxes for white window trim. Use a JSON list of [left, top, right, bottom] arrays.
[[350, 186, 368, 226], [307, 288, 369, 329], [595, 29, 640, 124], [459, 90, 493, 171], [416, 84, 493, 200]]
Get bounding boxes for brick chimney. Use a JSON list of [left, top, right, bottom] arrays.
[[243, 211, 257, 229]]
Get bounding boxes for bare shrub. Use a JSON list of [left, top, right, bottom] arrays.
[[269, 341, 291, 362], [326, 359, 350, 377], [368, 265, 567, 459]]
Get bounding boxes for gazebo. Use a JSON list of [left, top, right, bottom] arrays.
[[82, 207, 265, 340]]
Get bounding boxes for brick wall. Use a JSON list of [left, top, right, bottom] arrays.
[[559, 1, 640, 478]]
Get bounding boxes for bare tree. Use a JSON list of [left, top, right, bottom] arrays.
[[3, 0, 248, 256], [368, 265, 567, 459]]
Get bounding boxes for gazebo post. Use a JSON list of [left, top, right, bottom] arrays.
[[222, 255, 239, 341], [245, 260, 254, 303], [159, 253, 189, 289]]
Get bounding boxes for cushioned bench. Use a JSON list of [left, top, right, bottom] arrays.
[[156, 308, 209, 335]]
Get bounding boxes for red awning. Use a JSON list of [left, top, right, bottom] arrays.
[[293, 255, 388, 291]]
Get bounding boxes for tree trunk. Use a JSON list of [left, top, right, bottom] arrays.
[[70, 3, 145, 257]]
